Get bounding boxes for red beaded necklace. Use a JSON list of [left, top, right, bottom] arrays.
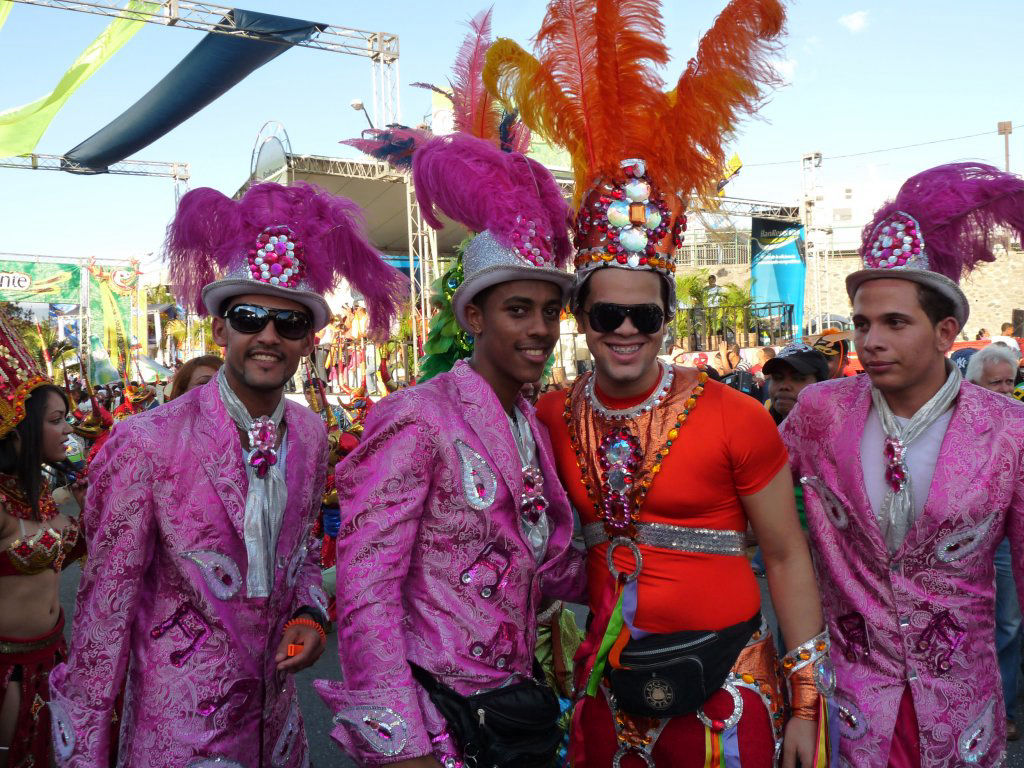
[[0, 472, 58, 521]]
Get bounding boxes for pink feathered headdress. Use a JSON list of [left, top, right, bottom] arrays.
[[848, 162, 1024, 327], [165, 181, 406, 337], [410, 132, 573, 331]]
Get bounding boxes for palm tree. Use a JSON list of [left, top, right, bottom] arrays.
[[719, 280, 756, 346]]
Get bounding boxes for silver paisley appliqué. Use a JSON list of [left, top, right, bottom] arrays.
[[307, 583, 329, 616], [455, 440, 497, 510], [272, 698, 302, 767], [334, 705, 409, 756], [936, 512, 996, 564], [182, 550, 242, 600], [186, 760, 246, 768], [48, 700, 75, 760], [959, 698, 996, 763], [801, 476, 849, 530]]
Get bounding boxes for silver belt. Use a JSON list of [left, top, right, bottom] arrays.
[[582, 521, 747, 557]]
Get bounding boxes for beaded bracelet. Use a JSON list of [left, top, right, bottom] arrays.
[[284, 616, 327, 645], [780, 629, 835, 721]]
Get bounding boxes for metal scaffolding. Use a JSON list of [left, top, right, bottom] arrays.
[[0, 153, 191, 199], [9, 0, 400, 131], [404, 181, 437, 376]]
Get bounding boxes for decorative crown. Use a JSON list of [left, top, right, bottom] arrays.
[[247, 225, 306, 288], [862, 211, 927, 272], [572, 159, 685, 278], [0, 314, 52, 439]]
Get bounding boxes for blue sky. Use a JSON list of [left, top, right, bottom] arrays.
[[0, 0, 1020, 267]]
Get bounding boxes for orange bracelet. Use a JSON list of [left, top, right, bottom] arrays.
[[283, 617, 327, 645]]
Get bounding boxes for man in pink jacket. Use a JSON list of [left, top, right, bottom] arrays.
[[781, 163, 1024, 767], [316, 134, 587, 767], [48, 181, 405, 766]]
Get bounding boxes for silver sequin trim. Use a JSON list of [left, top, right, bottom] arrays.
[[186, 760, 245, 768], [936, 512, 996, 564], [455, 440, 497, 511], [696, 681, 744, 732], [271, 698, 301, 767], [582, 521, 745, 556], [48, 700, 75, 760], [834, 692, 867, 741], [334, 705, 409, 756], [958, 698, 996, 763]]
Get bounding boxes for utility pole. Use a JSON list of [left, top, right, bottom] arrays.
[[998, 122, 1013, 172], [802, 152, 822, 333]]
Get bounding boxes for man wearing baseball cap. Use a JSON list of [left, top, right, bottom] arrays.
[[763, 343, 830, 425]]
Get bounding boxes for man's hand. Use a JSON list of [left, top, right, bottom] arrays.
[[274, 622, 325, 672], [781, 716, 818, 768]]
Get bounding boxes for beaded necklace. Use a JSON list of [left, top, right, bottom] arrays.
[[564, 367, 709, 538], [0, 472, 58, 521]]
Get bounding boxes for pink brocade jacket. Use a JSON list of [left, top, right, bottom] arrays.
[[49, 380, 328, 767], [315, 360, 587, 766], [781, 375, 1024, 768]]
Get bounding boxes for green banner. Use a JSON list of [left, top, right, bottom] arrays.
[[88, 262, 138, 375], [0, 0, 156, 157], [0, 259, 81, 303], [0, 2, 13, 34]]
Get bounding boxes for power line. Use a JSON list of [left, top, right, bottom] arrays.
[[746, 123, 1022, 167]]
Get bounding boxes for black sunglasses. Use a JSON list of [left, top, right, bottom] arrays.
[[224, 304, 312, 341], [587, 302, 665, 335]]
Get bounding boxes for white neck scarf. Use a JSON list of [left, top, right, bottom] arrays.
[[216, 369, 288, 597], [870, 365, 960, 553]]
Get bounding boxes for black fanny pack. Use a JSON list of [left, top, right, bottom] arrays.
[[409, 662, 562, 768], [607, 612, 762, 718]]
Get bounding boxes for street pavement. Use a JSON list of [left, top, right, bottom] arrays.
[[56, 559, 1024, 766]]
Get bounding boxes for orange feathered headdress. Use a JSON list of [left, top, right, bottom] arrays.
[[483, 0, 785, 298]]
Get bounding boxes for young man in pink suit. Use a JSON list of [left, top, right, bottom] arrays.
[[315, 134, 586, 768], [781, 163, 1024, 768], [48, 182, 404, 767]]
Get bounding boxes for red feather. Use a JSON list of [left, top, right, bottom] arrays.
[[450, 7, 498, 142]]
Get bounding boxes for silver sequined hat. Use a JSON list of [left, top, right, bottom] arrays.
[[452, 231, 574, 332]]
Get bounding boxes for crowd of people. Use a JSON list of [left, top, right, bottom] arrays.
[[4, 2, 1024, 768]]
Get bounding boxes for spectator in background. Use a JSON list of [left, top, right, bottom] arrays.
[[167, 354, 224, 401], [977, 328, 991, 340], [1002, 322, 1015, 336], [966, 342, 1024, 740], [762, 343, 829, 425]]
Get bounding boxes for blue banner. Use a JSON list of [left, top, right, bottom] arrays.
[[750, 218, 806, 335]]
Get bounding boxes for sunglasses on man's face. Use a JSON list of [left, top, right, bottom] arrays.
[[224, 304, 312, 341], [586, 302, 665, 335]]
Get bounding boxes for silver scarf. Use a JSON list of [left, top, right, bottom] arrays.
[[217, 368, 288, 597], [870, 365, 960, 553]]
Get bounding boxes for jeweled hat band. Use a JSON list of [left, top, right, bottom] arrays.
[[862, 211, 928, 272], [573, 158, 685, 276]]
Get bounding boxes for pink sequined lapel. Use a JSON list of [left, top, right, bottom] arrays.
[[893, 380, 995, 559], [451, 360, 523, 504], [195, 379, 248, 540], [830, 376, 889, 560]]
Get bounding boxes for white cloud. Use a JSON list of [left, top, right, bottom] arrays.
[[839, 10, 868, 33], [773, 58, 798, 83]]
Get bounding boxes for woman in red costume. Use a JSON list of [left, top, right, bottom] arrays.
[[0, 314, 87, 766]]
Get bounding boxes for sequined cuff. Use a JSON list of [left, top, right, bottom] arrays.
[[781, 630, 835, 721]]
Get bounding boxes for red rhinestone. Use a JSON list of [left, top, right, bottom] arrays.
[[607, 245, 618, 254], [616, 254, 627, 264]]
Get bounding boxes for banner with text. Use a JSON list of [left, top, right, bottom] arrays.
[[0, 260, 81, 303], [87, 261, 139, 374], [750, 219, 806, 335]]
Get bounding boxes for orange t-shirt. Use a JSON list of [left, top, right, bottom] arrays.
[[537, 374, 788, 633]]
